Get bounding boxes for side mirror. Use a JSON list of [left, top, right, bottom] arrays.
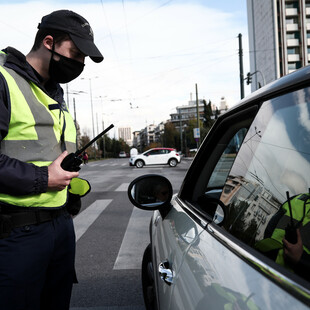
[[197, 195, 227, 226], [128, 174, 173, 210], [213, 203, 226, 225]]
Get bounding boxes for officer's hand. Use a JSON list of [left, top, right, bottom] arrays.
[[283, 229, 303, 264], [48, 151, 79, 191]]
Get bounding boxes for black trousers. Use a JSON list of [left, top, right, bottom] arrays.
[[0, 211, 76, 310]]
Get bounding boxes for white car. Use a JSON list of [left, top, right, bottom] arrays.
[[119, 151, 127, 158], [129, 148, 181, 168]]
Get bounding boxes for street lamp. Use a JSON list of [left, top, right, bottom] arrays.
[[81, 76, 98, 140]]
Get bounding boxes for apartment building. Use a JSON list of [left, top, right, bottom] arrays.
[[118, 127, 132, 145], [170, 100, 205, 128], [247, 0, 310, 91]]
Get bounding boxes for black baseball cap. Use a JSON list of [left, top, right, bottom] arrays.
[[38, 10, 103, 63]]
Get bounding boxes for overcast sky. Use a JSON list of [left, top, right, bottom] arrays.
[[0, 0, 250, 138]]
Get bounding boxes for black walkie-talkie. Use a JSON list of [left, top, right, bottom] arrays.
[[284, 191, 297, 244], [61, 124, 114, 172]]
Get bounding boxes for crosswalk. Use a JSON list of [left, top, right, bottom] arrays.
[[70, 159, 192, 309], [73, 183, 151, 270]]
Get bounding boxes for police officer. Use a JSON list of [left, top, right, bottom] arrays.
[[0, 10, 103, 310]]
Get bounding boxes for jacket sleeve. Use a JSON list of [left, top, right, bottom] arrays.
[[0, 73, 48, 196]]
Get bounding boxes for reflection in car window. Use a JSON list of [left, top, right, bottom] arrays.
[[207, 128, 248, 189], [192, 124, 250, 220], [221, 88, 310, 281]]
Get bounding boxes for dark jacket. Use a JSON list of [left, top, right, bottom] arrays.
[[0, 47, 64, 197]]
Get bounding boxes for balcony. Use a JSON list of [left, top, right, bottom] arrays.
[[287, 38, 299, 46], [287, 23, 299, 31], [286, 8, 298, 16], [287, 54, 300, 61]]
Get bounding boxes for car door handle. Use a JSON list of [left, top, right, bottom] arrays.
[[158, 260, 173, 285]]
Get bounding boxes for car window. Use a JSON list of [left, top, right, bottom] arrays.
[[207, 128, 248, 189], [149, 150, 160, 155], [221, 87, 310, 281], [182, 106, 257, 220]]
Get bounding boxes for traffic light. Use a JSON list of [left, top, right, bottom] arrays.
[[246, 72, 252, 85]]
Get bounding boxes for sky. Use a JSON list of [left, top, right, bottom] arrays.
[[0, 0, 250, 139]]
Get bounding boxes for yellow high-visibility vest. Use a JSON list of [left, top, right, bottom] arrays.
[[255, 193, 310, 270], [0, 51, 76, 208]]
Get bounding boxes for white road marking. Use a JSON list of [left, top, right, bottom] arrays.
[[73, 199, 112, 242], [115, 183, 130, 191], [113, 208, 151, 270]]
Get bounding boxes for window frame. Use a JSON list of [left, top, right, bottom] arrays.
[[179, 104, 259, 209]]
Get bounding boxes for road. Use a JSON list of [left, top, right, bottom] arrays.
[[69, 157, 192, 310]]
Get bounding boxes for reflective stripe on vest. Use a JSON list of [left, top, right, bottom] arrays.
[[0, 52, 76, 208]]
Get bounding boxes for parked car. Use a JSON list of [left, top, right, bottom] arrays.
[[128, 66, 310, 309], [129, 147, 181, 168], [119, 151, 127, 158]]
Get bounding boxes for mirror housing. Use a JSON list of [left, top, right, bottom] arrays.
[[128, 174, 173, 211]]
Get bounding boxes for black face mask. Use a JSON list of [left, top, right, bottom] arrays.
[[48, 49, 85, 83]]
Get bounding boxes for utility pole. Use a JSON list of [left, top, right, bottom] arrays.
[[195, 83, 200, 148], [238, 33, 244, 99], [179, 109, 183, 153]]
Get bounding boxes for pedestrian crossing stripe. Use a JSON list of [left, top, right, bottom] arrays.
[[113, 208, 151, 270], [115, 183, 130, 191], [73, 199, 112, 242]]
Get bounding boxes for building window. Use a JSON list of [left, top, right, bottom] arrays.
[[285, 2, 298, 9], [287, 47, 299, 54], [288, 61, 301, 70], [286, 18, 295, 24], [288, 63, 296, 70]]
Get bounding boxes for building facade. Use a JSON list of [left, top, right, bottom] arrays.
[[170, 100, 205, 128], [247, 0, 310, 91], [118, 127, 132, 145]]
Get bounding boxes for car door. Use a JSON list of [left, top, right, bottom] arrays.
[[151, 199, 202, 310], [157, 87, 310, 309], [145, 149, 161, 165], [152, 106, 258, 309]]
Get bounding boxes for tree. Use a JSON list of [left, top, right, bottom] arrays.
[[162, 122, 179, 149], [203, 99, 214, 131], [79, 132, 96, 159]]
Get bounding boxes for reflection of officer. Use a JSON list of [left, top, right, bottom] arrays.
[[255, 192, 310, 280], [196, 283, 259, 310], [153, 183, 169, 202]]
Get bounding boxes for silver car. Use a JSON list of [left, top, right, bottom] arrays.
[[128, 66, 310, 309]]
